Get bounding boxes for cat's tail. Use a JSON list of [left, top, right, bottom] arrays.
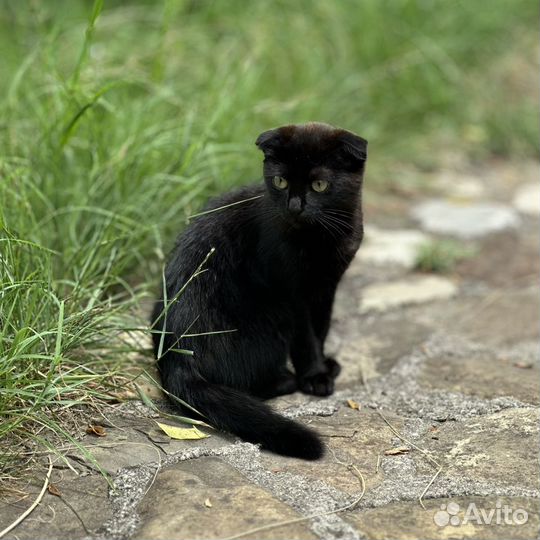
[[160, 363, 324, 460]]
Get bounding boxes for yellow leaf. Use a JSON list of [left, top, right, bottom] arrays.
[[156, 422, 209, 440], [346, 399, 360, 410], [204, 498, 213, 508]]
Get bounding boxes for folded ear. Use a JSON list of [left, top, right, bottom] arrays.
[[339, 131, 368, 162], [255, 128, 281, 154]]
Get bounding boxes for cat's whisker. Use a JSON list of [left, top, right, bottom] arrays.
[[319, 214, 352, 234], [323, 212, 356, 224], [323, 209, 355, 220], [315, 218, 339, 241], [315, 215, 344, 240], [322, 215, 353, 232], [324, 208, 356, 217], [315, 217, 351, 266]]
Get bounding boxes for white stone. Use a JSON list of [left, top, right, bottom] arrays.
[[359, 275, 457, 313], [356, 225, 429, 269], [513, 182, 540, 216], [412, 199, 520, 238]]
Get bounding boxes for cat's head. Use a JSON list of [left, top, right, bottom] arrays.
[[256, 122, 367, 229]]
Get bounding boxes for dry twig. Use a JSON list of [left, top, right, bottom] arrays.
[[0, 457, 53, 539]]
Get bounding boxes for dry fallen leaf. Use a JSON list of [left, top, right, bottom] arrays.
[[156, 422, 209, 440], [204, 498, 213, 508], [48, 484, 61, 497], [346, 399, 360, 410], [86, 424, 106, 437], [513, 361, 533, 369], [384, 446, 410, 456]]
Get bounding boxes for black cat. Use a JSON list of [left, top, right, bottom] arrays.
[[151, 122, 367, 460]]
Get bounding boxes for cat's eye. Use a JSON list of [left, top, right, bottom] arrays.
[[272, 176, 288, 190], [312, 179, 329, 193]]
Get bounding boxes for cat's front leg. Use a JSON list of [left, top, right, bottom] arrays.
[[310, 285, 337, 344], [309, 286, 342, 378], [290, 319, 340, 397]]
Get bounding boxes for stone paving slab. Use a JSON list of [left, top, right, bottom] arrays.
[[357, 225, 430, 268], [259, 407, 403, 496], [417, 348, 539, 405], [0, 473, 112, 540], [331, 312, 432, 381], [65, 415, 226, 476], [346, 497, 540, 540], [410, 288, 539, 347], [359, 275, 458, 313], [135, 458, 317, 540], [415, 409, 539, 490], [456, 229, 539, 287], [412, 200, 520, 238]]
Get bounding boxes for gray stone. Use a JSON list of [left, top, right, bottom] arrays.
[[412, 199, 520, 237], [513, 182, 540, 216], [336, 335, 379, 384], [70, 416, 226, 474], [412, 289, 539, 347], [221, 441, 363, 540], [135, 457, 317, 540], [417, 348, 540, 405], [336, 314, 432, 381], [103, 445, 253, 539], [344, 334, 538, 423], [347, 496, 540, 539], [455, 229, 539, 287], [359, 275, 457, 313], [1, 473, 112, 540], [259, 408, 403, 497], [77, 431, 163, 475], [417, 409, 540, 491], [356, 225, 429, 268]]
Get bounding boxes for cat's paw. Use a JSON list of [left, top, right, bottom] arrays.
[[324, 357, 341, 379], [255, 370, 298, 399], [298, 358, 341, 397]]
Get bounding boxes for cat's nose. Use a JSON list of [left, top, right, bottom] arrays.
[[288, 196, 303, 215]]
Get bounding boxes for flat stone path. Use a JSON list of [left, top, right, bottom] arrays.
[[1, 160, 538, 539]]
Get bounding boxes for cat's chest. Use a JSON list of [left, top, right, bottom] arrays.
[[271, 239, 350, 286]]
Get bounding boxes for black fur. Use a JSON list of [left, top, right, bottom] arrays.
[[151, 122, 367, 460]]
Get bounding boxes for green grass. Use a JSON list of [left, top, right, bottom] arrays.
[[415, 239, 476, 274], [0, 0, 537, 480]]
